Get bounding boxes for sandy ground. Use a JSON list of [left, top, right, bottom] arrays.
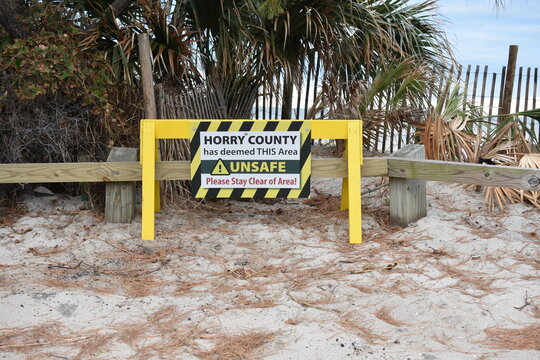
[[0, 177, 539, 360]]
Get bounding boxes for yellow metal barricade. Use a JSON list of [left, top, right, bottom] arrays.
[[140, 119, 363, 243]]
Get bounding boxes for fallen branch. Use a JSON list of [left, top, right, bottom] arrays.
[[286, 290, 340, 314], [47, 261, 82, 270], [362, 182, 388, 196], [96, 237, 132, 253], [514, 291, 532, 311]]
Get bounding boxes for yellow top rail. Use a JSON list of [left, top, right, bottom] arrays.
[[140, 119, 363, 244], [144, 119, 353, 140]]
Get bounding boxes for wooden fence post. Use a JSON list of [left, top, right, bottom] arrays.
[[137, 32, 161, 212], [389, 144, 427, 226], [138, 33, 157, 119], [105, 147, 138, 223], [499, 45, 518, 121]]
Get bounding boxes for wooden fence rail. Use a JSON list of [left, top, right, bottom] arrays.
[[1, 158, 538, 191], [2, 149, 539, 233], [388, 158, 540, 190], [0, 158, 388, 184]]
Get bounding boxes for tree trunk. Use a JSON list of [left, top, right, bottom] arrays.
[[281, 76, 294, 119], [0, 0, 29, 39]]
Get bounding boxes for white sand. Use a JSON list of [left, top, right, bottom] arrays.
[[0, 178, 538, 359]]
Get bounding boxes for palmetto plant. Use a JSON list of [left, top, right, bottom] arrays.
[[478, 113, 540, 211], [254, 0, 450, 119], [306, 60, 429, 154], [416, 83, 540, 210], [52, 0, 451, 116], [417, 84, 482, 162], [482, 153, 540, 212]]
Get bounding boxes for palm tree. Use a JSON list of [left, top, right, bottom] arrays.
[[254, 0, 451, 119]]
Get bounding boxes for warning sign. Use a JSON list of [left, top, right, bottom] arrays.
[[190, 120, 311, 198], [211, 159, 230, 175]]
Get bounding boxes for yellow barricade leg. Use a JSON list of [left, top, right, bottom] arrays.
[[154, 139, 161, 213], [340, 142, 349, 211], [142, 121, 156, 240], [347, 121, 362, 244]]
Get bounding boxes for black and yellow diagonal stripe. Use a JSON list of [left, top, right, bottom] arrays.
[[190, 120, 311, 198]]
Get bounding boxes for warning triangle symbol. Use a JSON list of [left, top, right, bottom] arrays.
[[211, 159, 230, 175]]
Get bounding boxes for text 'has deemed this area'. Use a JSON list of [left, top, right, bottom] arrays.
[[200, 131, 300, 161]]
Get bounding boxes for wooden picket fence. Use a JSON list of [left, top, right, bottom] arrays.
[[252, 56, 539, 154]]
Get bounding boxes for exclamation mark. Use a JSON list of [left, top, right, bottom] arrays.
[[211, 159, 230, 175]]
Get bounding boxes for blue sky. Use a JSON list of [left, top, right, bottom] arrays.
[[438, 0, 540, 69]]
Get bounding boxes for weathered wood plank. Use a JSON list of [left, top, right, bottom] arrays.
[[533, 68, 538, 139], [105, 148, 137, 223], [487, 72, 497, 134], [77, 155, 92, 201], [498, 66, 506, 120], [138, 33, 157, 119], [3, 157, 539, 191], [389, 145, 427, 227], [138, 34, 162, 212], [311, 158, 387, 178], [471, 64, 480, 105], [500, 45, 518, 120], [463, 64, 472, 111], [515, 66, 523, 113], [388, 158, 540, 191], [0, 158, 389, 184], [480, 65, 488, 109], [0, 162, 143, 183]]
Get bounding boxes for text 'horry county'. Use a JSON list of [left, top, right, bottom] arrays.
[[203, 134, 298, 146]]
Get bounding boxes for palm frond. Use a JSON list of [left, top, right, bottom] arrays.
[[484, 154, 540, 211], [415, 83, 480, 162]]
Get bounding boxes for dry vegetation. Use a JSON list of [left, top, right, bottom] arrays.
[[374, 306, 408, 327], [0, 305, 275, 359], [484, 325, 540, 351], [196, 331, 277, 360], [0, 295, 279, 360]]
